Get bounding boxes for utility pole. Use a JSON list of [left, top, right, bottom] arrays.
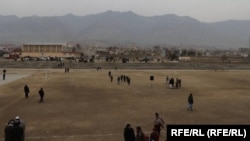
[[249, 36, 250, 58], [249, 36, 250, 48]]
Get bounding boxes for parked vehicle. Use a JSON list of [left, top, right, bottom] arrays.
[[3, 54, 19, 59]]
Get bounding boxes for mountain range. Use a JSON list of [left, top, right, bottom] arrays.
[[0, 10, 250, 49]]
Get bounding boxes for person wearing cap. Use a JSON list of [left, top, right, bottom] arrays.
[[38, 88, 45, 103]]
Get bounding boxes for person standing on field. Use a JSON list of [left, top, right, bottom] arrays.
[[124, 124, 135, 141], [38, 88, 45, 103], [3, 69, 6, 80], [153, 112, 165, 135], [188, 93, 194, 111], [24, 84, 30, 98], [135, 126, 145, 141]]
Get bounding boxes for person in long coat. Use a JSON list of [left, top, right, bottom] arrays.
[[24, 84, 30, 98], [39, 88, 45, 103], [4, 120, 15, 141], [124, 124, 135, 141]]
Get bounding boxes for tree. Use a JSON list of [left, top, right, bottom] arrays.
[[76, 43, 81, 49], [80, 53, 84, 58], [180, 49, 187, 56], [187, 50, 196, 56]]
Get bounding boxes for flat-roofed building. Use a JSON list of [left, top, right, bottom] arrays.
[[22, 43, 78, 57]]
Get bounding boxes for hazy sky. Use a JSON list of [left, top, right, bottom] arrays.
[[0, 0, 249, 22]]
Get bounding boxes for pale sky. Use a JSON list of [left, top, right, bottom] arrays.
[[0, 0, 249, 22]]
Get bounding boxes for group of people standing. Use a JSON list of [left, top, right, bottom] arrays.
[[123, 95, 194, 141], [124, 112, 165, 141], [65, 67, 70, 73], [166, 76, 181, 89], [108, 71, 131, 85], [23, 84, 45, 103], [117, 74, 131, 85], [4, 116, 25, 141], [96, 66, 102, 71]]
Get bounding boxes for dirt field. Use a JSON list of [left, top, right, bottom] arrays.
[[1, 69, 250, 141]]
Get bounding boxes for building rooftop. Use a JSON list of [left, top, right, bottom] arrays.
[[23, 43, 74, 47]]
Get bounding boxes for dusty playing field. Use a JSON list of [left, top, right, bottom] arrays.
[[1, 69, 250, 141]]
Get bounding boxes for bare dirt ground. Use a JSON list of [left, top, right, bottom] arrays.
[[1, 58, 250, 70], [1, 68, 250, 141]]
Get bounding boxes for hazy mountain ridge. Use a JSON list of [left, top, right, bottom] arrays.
[[0, 11, 250, 49]]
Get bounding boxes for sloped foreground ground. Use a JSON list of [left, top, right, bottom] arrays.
[[0, 69, 250, 141]]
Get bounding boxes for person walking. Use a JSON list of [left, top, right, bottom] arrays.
[[188, 93, 194, 111], [154, 112, 165, 135], [24, 84, 30, 98], [124, 124, 135, 141], [38, 88, 45, 103]]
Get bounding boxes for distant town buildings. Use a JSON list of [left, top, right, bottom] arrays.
[[0, 42, 249, 63]]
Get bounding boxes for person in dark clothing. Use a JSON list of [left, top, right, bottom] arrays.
[[3, 73, 6, 80], [124, 124, 135, 141], [117, 77, 121, 84], [15, 116, 25, 131], [4, 120, 15, 141], [127, 77, 131, 85], [110, 75, 113, 83], [5, 118, 25, 141], [135, 126, 145, 141], [24, 84, 30, 98], [169, 78, 174, 89], [3, 69, 6, 80], [179, 79, 182, 87], [13, 120, 24, 141], [39, 88, 45, 103], [188, 93, 194, 111]]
